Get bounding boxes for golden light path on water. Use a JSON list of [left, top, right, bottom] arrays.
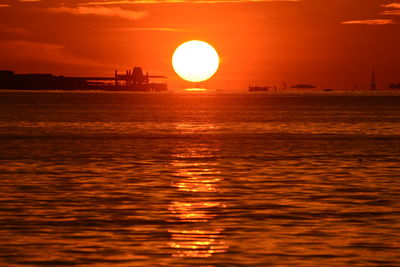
[[168, 126, 228, 258], [185, 88, 208, 91]]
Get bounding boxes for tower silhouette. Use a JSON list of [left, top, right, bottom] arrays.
[[371, 67, 376, 90]]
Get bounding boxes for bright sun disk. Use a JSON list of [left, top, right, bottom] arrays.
[[172, 40, 219, 83]]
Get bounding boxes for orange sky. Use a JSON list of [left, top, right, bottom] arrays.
[[0, 0, 399, 90]]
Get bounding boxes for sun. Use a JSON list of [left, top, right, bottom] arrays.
[[172, 40, 219, 83]]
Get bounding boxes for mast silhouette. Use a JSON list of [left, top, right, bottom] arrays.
[[371, 67, 376, 91]]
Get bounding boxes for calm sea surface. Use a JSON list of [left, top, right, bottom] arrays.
[[0, 91, 399, 266]]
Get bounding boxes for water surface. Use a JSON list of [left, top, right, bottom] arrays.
[[0, 91, 399, 266]]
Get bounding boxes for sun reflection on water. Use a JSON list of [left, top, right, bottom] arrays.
[[168, 143, 228, 258], [169, 200, 225, 222], [174, 122, 221, 135], [168, 229, 227, 258], [185, 88, 208, 91]]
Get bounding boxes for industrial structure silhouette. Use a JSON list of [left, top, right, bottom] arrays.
[[0, 67, 167, 91]]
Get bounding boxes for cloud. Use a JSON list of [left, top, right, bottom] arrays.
[[382, 3, 400, 9], [82, 0, 184, 3], [0, 24, 30, 35], [0, 1, 40, 7], [381, 10, 400, 15], [80, 0, 300, 5], [194, 0, 300, 2], [341, 19, 396, 25], [381, 2, 400, 16], [0, 41, 102, 66], [47, 6, 148, 20], [340, 2, 400, 26], [122, 27, 184, 31]]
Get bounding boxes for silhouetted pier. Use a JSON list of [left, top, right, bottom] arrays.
[[0, 67, 167, 91], [249, 85, 269, 92]]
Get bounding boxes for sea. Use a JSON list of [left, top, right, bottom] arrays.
[[0, 91, 399, 266]]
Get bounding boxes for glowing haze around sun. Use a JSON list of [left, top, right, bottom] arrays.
[[172, 40, 219, 83]]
